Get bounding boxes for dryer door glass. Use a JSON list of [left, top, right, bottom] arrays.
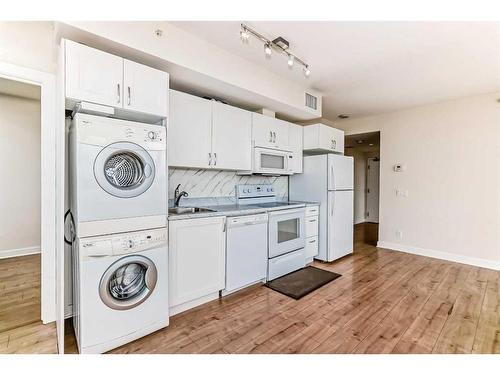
[[99, 255, 158, 310], [94, 142, 156, 198]]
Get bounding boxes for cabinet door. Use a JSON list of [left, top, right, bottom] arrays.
[[288, 123, 303, 173], [65, 40, 124, 107], [168, 90, 212, 169], [169, 216, 226, 307], [252, 112, 275, 149], [331, 127, 345, 154], [123, 59, 168, 117], [305, 236, 319, 259], [272, 117, 290, 150], [212, 102, 252, 171]]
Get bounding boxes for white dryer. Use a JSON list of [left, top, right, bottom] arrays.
[[70, 113, 167, 237], [73, 227, 169, 354]]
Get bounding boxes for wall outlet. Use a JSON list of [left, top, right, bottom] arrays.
[[396, 230, 403, 240]]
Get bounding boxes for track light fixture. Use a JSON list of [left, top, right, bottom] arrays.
[[239, 23, 310, 77]]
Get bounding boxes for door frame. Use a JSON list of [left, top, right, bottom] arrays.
[[0, 61, 60, 325]]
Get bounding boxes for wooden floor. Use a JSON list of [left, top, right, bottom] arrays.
[[0, 254, 58, 354], [65, 223, 500, 354]]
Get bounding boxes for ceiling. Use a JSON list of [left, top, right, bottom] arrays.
[[172, 21, 500, 121], [0, 77, 40, 100], [345, 131, 380, 151]]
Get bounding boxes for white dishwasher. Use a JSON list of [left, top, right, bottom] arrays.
[[224, 213, 268, 295]]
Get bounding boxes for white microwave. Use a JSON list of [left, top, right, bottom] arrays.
[[253, 147, 294, 175]]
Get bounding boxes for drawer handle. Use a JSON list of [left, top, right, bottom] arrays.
[[308, 219, 317, 222], [308, 239, 316, 244]]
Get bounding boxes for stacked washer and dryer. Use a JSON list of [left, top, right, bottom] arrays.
[[69, 113, 169, 354]]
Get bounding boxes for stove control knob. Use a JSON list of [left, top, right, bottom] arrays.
[[127, 240, 134, 249], [148, 131, 157, 140]]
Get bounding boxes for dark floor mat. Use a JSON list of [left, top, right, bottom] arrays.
[[265, 266, 341, 300]]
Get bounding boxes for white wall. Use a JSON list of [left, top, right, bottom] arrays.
[[0, 94, 41, 257], [0, 22, 56, 73], [337, 92, 500, 268]]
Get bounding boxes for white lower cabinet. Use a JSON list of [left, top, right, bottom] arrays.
[[168, 216, 226, 314]]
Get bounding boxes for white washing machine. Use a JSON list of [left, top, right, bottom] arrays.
[[73, 227, 169, 354], [70, 113, 167, 237]]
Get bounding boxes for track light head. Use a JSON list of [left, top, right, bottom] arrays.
[[264, 42, 272, 56], [303, 66, 310, 77], [240, 27, 250, 42], [287, 54, 294, 67]]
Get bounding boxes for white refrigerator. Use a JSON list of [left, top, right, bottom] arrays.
[[290, 154, 354, 262]]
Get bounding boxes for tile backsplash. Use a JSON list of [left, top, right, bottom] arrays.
[[168, 168, 288, 200]]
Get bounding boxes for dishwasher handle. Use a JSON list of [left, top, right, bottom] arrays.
[[227, 214, 268, 228]]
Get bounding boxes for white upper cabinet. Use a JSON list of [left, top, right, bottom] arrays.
[[288, 123, 303, 173], [168, 90, 212, 169], [168, 90, 252, 171], [65, 40, 123, 108], [303, 123, 345, 154], [211, 101, 252, 171], [65, 40, 168, 117], [123, 59, 168, 117], [252, 112, 290, 150]]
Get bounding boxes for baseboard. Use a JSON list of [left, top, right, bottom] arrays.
[[377, 241, 500, 271], [0, 246, 41, 259]]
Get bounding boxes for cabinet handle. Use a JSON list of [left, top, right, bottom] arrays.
[[117, 83, 121, 104], [269, 131, 273, 142], [333, 139, 336, 149], [127, 86, 131, 106], [273, 132, 276, 143], [208, 153, 212, 166], [308, 239, 317, 244], [308, 219, 317, 223], [214, 152, 217, 166]]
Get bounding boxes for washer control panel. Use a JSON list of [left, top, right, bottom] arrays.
[[81, 228, 167, 258]]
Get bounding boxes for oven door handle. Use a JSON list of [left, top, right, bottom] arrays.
[[268, 207, 306, 217]]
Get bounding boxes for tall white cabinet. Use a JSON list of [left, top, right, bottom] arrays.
[[168, 216, 226, 315], [65, 40, 168, 117], [168, 90, 252, 171]]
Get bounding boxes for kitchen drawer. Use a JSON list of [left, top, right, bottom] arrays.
[[268, 249, 306, 281], [306, 205, 319, 217], [305, 236, 319, 259], [305, 216, 319, 237]]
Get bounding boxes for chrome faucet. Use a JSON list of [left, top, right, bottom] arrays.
[[174, 184, 189, 207]]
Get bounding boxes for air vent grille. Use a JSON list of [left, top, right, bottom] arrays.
[[305, 93, 317, 110]]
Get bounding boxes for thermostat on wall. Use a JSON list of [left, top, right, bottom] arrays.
[[394, 164, 405, 172]]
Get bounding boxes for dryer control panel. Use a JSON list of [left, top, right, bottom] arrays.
[[81, 228, 167, 258]]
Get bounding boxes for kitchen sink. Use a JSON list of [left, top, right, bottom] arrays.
[[168, 207, 216, 215]]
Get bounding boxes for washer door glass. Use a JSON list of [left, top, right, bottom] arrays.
[[99, 255, 158, 311], [94, 142, 155, 198]]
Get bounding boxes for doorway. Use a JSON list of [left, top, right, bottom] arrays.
[[0, 61, 61, 354], [344, 131, 380, 246]]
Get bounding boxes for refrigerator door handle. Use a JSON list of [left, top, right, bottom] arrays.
[[330, 164, 335, 190], [331, 193, 334, 216]]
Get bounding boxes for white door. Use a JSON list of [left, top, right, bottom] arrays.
[[123, 59, 168, 117], [211, 101, 252, 170], [272, 117, 290, 150], [331, 127, 345, 154], [288, 123, 303, 173], [366, 157, 380, 223], [328, 154, 354, 191], [65, 40, 124, 107], [328, 190, 354, 261], [168, 90, 212, 169], [169, 216, 226, 307]]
